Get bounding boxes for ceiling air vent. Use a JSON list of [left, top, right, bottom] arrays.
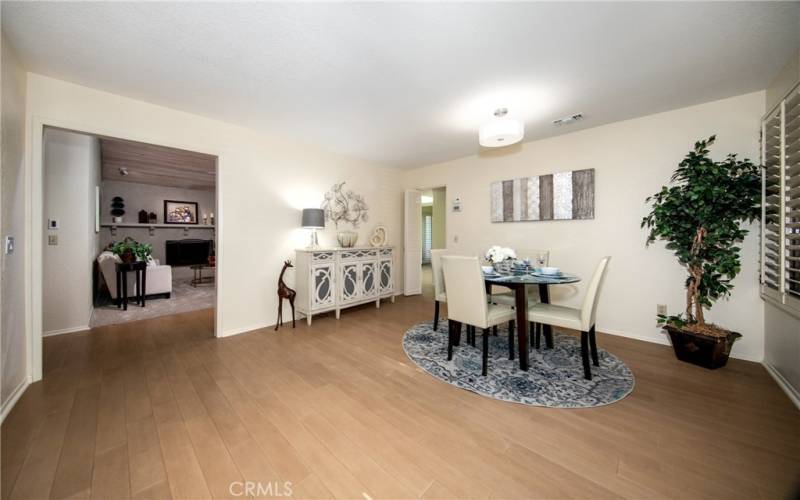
[[552, 113, 584, 126]]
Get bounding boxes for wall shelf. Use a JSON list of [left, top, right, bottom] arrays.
[[100, 222, 215, 236], [100, 223, 215, 229]]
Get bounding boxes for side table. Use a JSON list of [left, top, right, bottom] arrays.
[[115, 261, 147, 310], [190, 264, 215, 287]]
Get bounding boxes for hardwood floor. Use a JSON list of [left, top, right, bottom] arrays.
[[2, 295, 799, 499]]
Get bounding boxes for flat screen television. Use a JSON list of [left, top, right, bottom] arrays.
[[165, 239, 213, 266]]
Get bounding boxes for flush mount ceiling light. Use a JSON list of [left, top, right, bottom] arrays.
[[479, 108, 524, 148]]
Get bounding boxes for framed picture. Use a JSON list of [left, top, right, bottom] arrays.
[[164, 200, 199, 224], [490, 168, 595, 222]]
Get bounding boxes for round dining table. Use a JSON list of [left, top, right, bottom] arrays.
[[484, 270, 581, 371]]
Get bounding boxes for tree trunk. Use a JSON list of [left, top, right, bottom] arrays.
[[693, 271, 705, 326], [686, 266, 705, 326], [687, 227, 707, 326]]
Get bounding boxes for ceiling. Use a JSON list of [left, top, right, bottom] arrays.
[[4, 2, 799, 169], [100, 136, 216, 191]]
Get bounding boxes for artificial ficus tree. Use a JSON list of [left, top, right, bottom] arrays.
[[641, 136, 760, 335]]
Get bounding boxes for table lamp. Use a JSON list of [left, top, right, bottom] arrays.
[[301, 208, 325, 248]]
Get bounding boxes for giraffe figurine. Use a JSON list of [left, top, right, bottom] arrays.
[[275, 260, 297, 330]]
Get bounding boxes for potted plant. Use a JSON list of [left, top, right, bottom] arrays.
[[109, 237, 152, 264], [110, 196, 125, 223], [641, 136, 760, 369]]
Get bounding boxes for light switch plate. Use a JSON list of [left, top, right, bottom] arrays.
[[48, 234, 58, 246], [4, 236, 13, 255]]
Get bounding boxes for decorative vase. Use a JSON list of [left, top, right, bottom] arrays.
[[337, 231, 358, 248], [492, 260, 515, 274]]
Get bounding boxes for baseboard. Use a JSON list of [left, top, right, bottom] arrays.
[[1, 376, 31, 424], [600, 327, 671, 347], [43, 324, 90, 337], [726, 351, 764, 362], [220, 321, 273, 337], [599, 326, 762, 362], [763, 362, 800, 410]]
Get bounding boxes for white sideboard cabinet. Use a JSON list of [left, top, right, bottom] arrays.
[[295, 247, 395, 325]]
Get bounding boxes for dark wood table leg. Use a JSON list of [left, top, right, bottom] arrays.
[[135, 269, 141, 305], [538, 284, 554, 348], [116, 269, 122, 308], [122, 271, 128, 311], [484, 282, 499, 336], [141, 267, 146, 307], [514, 284, 529, 371]]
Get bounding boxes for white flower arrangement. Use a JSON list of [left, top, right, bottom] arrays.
[[485, 246, 516, 264]]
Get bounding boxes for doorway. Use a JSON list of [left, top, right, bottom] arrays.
[[404, 186, 446, 297], [41, 126, 219, 333]]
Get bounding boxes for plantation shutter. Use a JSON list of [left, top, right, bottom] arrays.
[[762, 82, 800, 311], [763, 106, 782, 291], [785, 86, 800, 300]]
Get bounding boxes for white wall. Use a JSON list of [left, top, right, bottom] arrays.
[[25, 73, 405, 357], [1, 36, 29, 416], [43, 128, 100, 334], [99, 180, 216, 263], [404, 91, 765, 361]]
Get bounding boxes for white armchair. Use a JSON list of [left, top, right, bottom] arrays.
[[97, 251, 173, 301]]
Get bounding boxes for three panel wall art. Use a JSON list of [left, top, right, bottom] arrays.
[[490, 168, 595, 222]]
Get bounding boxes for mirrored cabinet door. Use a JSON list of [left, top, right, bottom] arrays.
[[311, 263, 335, 310], [379, 259, 393, 294], [361, 261, 378, 297], [340, 262, 360, 303]]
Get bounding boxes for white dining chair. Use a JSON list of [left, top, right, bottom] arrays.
[[526, 256, 610, 380], [442, 256, 516, 376], [430, 249, 448, 331]]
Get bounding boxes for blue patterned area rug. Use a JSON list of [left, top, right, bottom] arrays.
[[403, 321, 634, 408]]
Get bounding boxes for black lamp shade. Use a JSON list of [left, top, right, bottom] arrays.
[[301, 208, 325, 229]]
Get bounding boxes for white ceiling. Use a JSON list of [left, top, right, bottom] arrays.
[[3, 2, 799, 169]]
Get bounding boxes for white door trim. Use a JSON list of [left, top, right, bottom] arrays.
[[404, 189, 422, 295], [26, 115, 226, 382]]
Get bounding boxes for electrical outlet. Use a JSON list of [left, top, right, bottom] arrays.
[[48, 234, 58, 246], [453, 234, 459, 243], [657, 304, 667, 315]]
